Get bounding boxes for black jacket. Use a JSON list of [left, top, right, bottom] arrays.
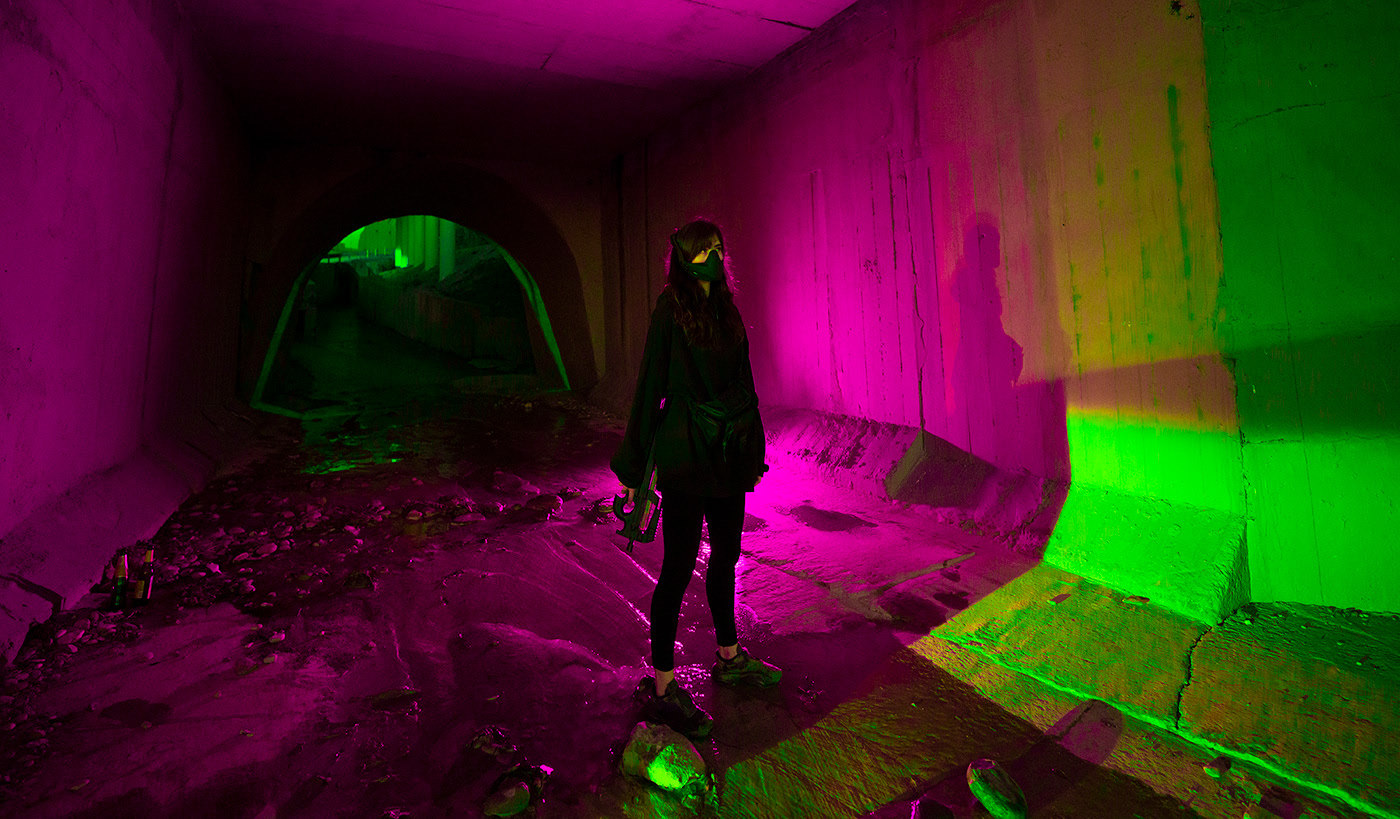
[[611, 290, 766, 497]]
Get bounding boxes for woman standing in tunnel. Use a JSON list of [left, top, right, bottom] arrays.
[[611, 219, 779, 739]]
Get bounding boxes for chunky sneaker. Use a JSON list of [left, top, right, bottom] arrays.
[[712, 647, 782, 688], [640, 678, 713, 739]]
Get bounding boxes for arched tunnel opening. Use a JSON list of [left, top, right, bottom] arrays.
[[3, 0, 1398, 817], [256, 215, 570, 418]]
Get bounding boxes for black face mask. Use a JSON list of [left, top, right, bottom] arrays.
[[672, 234, 725, 282]]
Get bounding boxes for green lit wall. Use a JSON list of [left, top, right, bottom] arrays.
[[1025, 3, 1246, 622], [1201, 0, 1400, 613], [614, 0, 1254, 622]]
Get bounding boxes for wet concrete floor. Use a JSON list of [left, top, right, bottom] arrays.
[[0, 314, 1365, 818]]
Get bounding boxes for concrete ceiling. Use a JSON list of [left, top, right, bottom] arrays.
[[180, 0, 858, 163]]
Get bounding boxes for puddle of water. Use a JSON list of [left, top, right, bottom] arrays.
[[788, 503, 877, 532]]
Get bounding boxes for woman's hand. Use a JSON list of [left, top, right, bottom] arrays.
[[623, 486, 637, 504]]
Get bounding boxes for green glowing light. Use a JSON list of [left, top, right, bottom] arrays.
[[1042, 408, 1247, 621], [645, 752, 689, 791], [254, 214, 573, 419], [302, 455, 405, 476], [920, 628, 1396, 819], [251, 263, 314, 412], [492, 235, 571, 391]]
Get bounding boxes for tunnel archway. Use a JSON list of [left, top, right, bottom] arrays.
[[256, 216, 571, 414], [238, 158, 597, 403]]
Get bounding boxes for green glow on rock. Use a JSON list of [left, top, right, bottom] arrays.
[[645, 750, 689, 792], [302, 456, 404, 475], [920, 626, 1396, 819]]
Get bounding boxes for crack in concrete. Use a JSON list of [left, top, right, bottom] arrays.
[[0, 572, 63, 616], [1228, 91, 1400, 129], [760, 17, 813, 31], [744, 551, 972, 623], [999, 476, 1065, 551], [383, 618, 415, 691], [1173, 625, 1212, 729]]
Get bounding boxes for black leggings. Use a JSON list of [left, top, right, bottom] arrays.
[[650, 489, 746, 672]]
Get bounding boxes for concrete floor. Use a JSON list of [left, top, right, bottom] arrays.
[[0, 315, 1381, 818]]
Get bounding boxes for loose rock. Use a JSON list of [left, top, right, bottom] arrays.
[[491, 471, 526, 492], [620, 721, 708, 795]]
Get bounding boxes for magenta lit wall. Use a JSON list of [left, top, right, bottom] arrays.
[[0, 0, 249, 653], [603, 0, 1083, 480], [600, 0, 1238, 618]]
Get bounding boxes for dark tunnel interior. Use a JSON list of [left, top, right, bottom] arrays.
[[260, 216, 567, 417]]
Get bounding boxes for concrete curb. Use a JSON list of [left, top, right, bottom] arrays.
[[761, 404, 1250, 625], [763, 406, 1060, 547], [1042, 484, 1249, 624], [930, 563, 1400, 818], [0, 401, 259, 666]]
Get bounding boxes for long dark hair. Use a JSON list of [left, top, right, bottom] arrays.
[[665, 219, 745, 350]]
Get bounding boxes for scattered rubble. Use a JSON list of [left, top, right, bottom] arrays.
[[483, 762, 552, 816]]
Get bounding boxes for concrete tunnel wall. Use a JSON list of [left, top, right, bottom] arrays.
[[1199, 0, 1400, 614], [601, 0, 1400, 618], [2, 0, 1395, 670], [602, 0, 1255, 623], [0, 0, 252, 658], [0, 0, 613, 662]]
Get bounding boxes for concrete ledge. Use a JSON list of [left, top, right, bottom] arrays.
[[934, 564, 1204, 723], [0, 401, 259, 666], [1183, 603, 1400, 816], [762, 407, 1059, 547], [1043, 484, 1249, 623], [761, 406, 1240, 620], [763, 406, 920, 501], [0, 450, 189, 664], [887, 429, 1064, 552], [931, 563, 1400, 818]]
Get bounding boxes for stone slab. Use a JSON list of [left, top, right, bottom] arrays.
[[763, 407, 1056, 546], [1182, 603, 1400, 817], [932, 563, 1205, 724], [763, 406, 921, 502], [0, 449, 192, 665], [1042, 484, 1249, 623], [928, 563, 1400, 818]]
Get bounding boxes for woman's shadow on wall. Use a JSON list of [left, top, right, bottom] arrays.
[[892, 215, 1070, 558]]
